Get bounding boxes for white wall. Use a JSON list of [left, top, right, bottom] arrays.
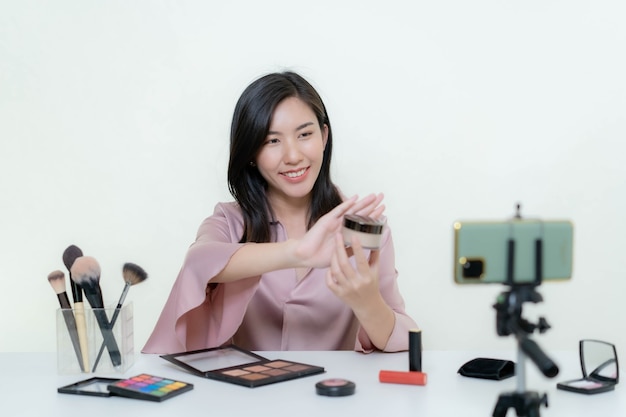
[[1, 0, 624, 363]]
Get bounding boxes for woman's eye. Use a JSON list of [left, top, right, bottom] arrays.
[[265, 138, 280, 145], [299, 131, 313, 139]]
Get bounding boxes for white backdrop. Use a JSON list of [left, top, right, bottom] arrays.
[[1, 0, 625, 365]]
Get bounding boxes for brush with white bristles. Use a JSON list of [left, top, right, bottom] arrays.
[[70, 255, 122, 367], [48, 270, 85, 372], [92, 262, 148, 372], [62, 244, 90, 371]]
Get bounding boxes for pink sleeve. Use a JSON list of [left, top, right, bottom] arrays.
[[142, 204, 261, 354], [355, 221, 418, 353]]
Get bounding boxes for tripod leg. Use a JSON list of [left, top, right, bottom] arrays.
[[492, 393, 512, 417], [492, 402, 508, 417]]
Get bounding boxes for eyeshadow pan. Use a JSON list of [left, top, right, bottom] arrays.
[[241, 373, 269, 381], [266, 360, 291, 368], [222, 369, 250, 376], [285, 364, 310, 372], [263, 368, 289, 376]]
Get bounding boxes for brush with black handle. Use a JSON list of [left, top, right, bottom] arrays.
[[62, 244, 90, 371], [48, 270, 85, 372], [92, 262, 148, 372], [71, 255, 122, 367]]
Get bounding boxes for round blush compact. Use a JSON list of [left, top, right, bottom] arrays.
[[315, 378, 356, 397], [342, 214, 384, 249]]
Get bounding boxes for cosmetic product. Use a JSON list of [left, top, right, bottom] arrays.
[[557, 339, 619, 395], [58, 374, 193, 402], [92, 262, 148, 372], [315, 378, 356, 397], [48, 270, 85, 372], [342, 214, 384, 249], [379, 370, 428, 386], [409, 329, 422, 372], [58, 377, 121, 397], [160, 344, 325, 388], [71, 256, 122, 367], [108, 374, 193, 402], [63, 244, 90, 371]]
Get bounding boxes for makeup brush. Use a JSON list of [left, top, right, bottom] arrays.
[[70, 255, 122, 367], [92, 262, 148, 372], [62, 244, 90, 371], [48, 270, 85, 372]]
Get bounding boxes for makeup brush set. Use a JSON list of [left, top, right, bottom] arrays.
[[48, 244, 147, 374]]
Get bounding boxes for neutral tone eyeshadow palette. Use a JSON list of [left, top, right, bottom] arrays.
[[160, 344, 325, 388]]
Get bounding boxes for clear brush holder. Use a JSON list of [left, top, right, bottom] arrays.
[[56, 303, 135, 374]]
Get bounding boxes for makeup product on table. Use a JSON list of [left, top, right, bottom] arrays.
[[379, 370, 428, 386], [315, 378, 356, 396], [58, 377, 121, 397], [48, 270, 85, 372], [557, 339, 619, 395], [160, 344, 325, 388], [58, 374, 193, 402], [63, 244, 90, 371], [409, 328, 422, 372], [71, 256, 122, 367], [379, 329, 428, 386], [342, 214, 384, 249], [108, 374, 193, 402], [92, 262, 148, 372]]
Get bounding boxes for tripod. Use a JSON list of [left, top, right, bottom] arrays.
[[491, 235, 559, 417]]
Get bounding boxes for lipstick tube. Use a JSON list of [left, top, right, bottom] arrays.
[[379, 370, 427, 386], [409, 328, 422, 372]]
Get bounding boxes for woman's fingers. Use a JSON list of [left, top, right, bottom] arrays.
[[352, 193, 385, 219]]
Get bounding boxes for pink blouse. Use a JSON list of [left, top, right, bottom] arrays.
[[142, 202, 417, 354]]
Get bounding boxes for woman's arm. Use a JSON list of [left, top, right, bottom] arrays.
[[326, 233, 396, 350], [212, 193, 385, 283]]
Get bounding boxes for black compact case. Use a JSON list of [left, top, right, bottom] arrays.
[[160, 344, 325, 388], [557, 339, 619, 395]]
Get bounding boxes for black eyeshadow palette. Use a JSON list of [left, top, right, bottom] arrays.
[[58, 374, 193, 402], [58, 377, 120, 398], [160, 344, 325, 388]]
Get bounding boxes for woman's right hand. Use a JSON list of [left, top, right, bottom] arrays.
[[292, 193, 385, 269]]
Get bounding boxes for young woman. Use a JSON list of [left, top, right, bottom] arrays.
[[143, 72, 416, 353]]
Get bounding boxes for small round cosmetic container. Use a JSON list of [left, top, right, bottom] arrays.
[[315, 378, 356, 397], [342, 214, 384, 249]]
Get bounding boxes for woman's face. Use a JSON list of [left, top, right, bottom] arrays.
[[255, 96, 328, 207]]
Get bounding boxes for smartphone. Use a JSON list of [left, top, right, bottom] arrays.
[[453, 219, 574, 284]]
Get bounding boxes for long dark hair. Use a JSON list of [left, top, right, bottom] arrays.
[[227, 72, 342, 243]]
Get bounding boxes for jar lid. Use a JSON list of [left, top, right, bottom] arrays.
[[343, 214, 384, 235]]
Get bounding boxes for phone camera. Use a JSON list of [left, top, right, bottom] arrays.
[[460, 257, 484, 279]]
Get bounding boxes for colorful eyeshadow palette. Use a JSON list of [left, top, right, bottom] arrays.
[[108, 374, 194, 402], [160, 344, 325, 388], [58, 374, 193, 402]]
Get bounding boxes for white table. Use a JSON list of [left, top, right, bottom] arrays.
[[1, 350, 623, 416]]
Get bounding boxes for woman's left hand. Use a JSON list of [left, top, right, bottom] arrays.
[[326, 233, 382, 311]]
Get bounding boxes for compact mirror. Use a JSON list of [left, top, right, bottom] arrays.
[[557, 339, 619, 394]]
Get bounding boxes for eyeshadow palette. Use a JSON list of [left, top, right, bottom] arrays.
[[108, 374, 194, 402], [58, 374, 193, 402], [58, 377, 120, 398], [160, 344, 325, 388]]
